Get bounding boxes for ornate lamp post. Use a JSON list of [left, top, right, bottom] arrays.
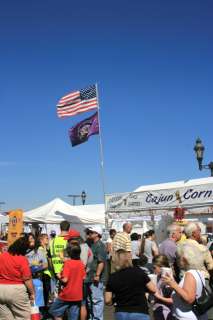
[[0, 202, 5, 216], [81, 191, 86, 205], [67, 191, 87, 205], [194, 138, 213, 177], [0, 202, 5, 209]]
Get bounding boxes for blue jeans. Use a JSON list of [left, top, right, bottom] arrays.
[[49, 298, 80, 320], [87, 282, 104, 320], [115, 312, 150, 320]]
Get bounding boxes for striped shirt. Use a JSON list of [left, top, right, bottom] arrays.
[[112, 232, 132, 252]]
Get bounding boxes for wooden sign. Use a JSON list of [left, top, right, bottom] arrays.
[[8, 209, 23, 246]]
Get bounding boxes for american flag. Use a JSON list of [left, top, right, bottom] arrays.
[[57, 84, 98, 118]]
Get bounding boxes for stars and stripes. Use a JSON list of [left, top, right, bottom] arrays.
[[57, 84, 98, 118]]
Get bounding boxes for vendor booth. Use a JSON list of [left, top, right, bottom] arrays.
[[1, 177, 213, 240], [105, 177, 213, 241]]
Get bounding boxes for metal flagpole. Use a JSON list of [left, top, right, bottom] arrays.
[[95, 83, 108, 229]]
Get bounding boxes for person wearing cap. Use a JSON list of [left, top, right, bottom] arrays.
[[64, 229, 88, 267], [50, 230, 56, 240], [64, 230, 93, 268], [64, 229, 81, 241], [86, 225, 107, 320]]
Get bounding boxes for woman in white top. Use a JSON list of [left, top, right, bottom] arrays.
[[162, 243, 207, 320], [131, 233, 141, 266], [140, 230, 158, 264]]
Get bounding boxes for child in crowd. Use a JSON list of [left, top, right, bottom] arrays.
[[49, 245, 86, 320], [138, 253, 152, 274], [152, 255, 173, 320], [64, 230, 93, 320]]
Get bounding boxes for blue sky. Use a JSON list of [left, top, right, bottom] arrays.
[[0, 0, 213, 211]]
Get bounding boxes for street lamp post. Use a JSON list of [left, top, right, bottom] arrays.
[[194, 138, 213, 177], [0, 202, 5, 212], [0, 202, 6, 234], [81, 191, 86, 205], [67, 191, 87, 206]]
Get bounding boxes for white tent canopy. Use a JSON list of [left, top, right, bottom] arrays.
[[75, 204, 105, 219], [24, 198, 105, 225], [134, 177, 213, 193]]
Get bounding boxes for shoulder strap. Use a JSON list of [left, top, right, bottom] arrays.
[[196, 271, 211, 294]]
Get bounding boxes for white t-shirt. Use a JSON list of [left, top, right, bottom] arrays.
[[131, 240, 140, 259], [106, 237, 112, 259], [172, 270, 207, 320]]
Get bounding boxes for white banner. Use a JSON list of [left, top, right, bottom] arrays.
[[105, 183, 213, 213]]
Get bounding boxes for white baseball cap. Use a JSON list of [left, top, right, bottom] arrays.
[[88, 225, 103, 236]]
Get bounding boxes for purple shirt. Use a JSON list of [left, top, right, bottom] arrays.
[[159, 238, 177, 265]]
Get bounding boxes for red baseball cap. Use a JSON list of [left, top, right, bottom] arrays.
[[64, 229, 80, 240]]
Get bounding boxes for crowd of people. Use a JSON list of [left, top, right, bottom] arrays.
[[0, 220, 213, 320]]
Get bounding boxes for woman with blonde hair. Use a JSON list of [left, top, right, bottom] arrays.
[[163, 243, 208, 320], [105, 249, 156, 320], [152, 255, 173, 320]]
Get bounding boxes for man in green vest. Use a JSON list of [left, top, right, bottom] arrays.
[[50, 220, 70, 277]]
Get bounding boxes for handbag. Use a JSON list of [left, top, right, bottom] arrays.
[[192, 271, 213, 316], [31, 302, 41, 320]]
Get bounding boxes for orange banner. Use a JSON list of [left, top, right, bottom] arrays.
[[8, 209, 23, 246]]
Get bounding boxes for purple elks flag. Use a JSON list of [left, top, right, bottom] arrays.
[[69, 112, 99, 147]]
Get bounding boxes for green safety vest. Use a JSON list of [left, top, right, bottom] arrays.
[[50, 236, 67, 274]]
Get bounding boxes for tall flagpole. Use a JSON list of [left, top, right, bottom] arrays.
[[95, 83, 108, 229]]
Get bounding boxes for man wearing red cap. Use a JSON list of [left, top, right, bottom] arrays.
[[64, 229, 93, 270], [64, 229, 81, 240]]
